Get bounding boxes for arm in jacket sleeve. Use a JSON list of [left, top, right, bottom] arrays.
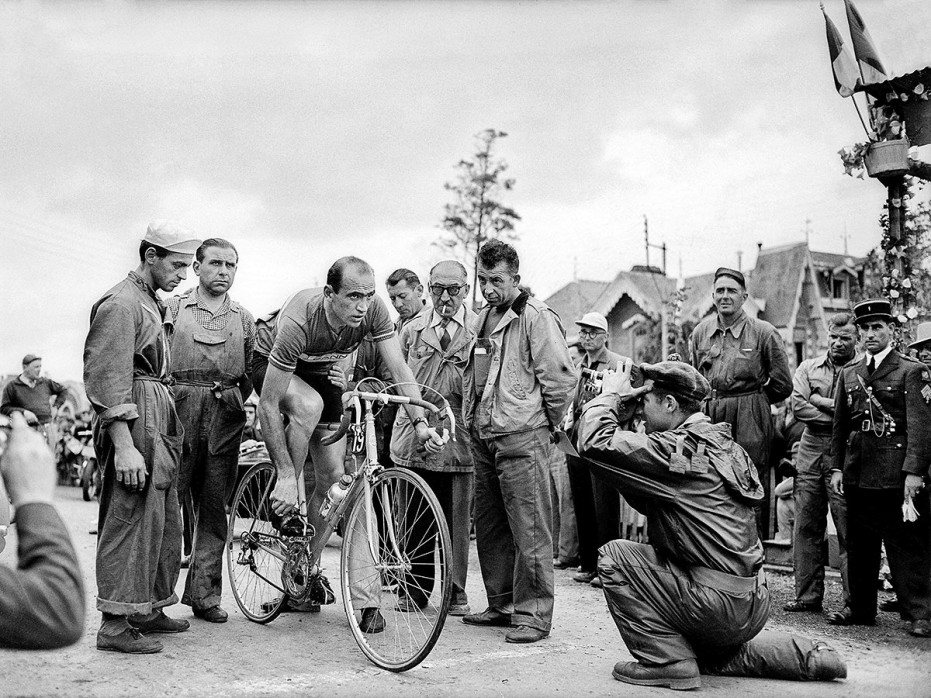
[[529, 308, 578, 429], [830, 372, 850, 473], [762, 325, 793, 403], [576, 394, 678, 504], [902, 363, 931, 478], [83, 298, 139, 428], [0, 503, 85, 649], [791, 361, 830, 423]]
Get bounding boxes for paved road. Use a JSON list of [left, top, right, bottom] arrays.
[[1, 486, 928, 696]]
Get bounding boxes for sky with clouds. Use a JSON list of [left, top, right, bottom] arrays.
[[1, 0, 930, 380]]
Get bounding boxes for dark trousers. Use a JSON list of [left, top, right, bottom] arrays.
[[567, 454, 620, 572], [175, 387, 245, 611], [846, 486, 931, 621], [471, 426, 554, 632], [792, 430, 849, 606], [404, 467, 473, 608]]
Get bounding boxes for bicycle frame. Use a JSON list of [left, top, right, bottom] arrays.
[[236, 388, 452, 593]]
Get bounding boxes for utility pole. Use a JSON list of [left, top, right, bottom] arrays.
[[643, 214, 669, 359], [803, 218, 812, 246]]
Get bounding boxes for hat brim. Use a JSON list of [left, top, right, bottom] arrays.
[[909, 337, 931, 350], [855, 313, 896, 326]]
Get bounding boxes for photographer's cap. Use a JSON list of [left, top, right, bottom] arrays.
[[640, 361, 710, 402], [143, 220, 201, 255]]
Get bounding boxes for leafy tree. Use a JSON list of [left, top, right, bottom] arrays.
[[437, 129, 521, 306]]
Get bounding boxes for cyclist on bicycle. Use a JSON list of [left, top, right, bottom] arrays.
[[252, 256, 446, 622]]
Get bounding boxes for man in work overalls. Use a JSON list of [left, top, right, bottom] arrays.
[[168, 238, 255, 624]]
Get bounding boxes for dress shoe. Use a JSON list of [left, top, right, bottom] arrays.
[[462, 608, 512, 627], [612, 659, 700, 690], [193, 606, 228, 623], [827, 606, 875, 626], [783, 600, 823, 613], [97, 627, 163, 654], [573, 570, 597, 584], [127, 610, 191, 634], [553, 557, 580, 569], [260, 597, 320, 614], [448, 602, 471, 616], [359, 607, 385, 634], [909, 619, 931, 637], [880, 598, 901, 613], [810, 642, 847, 680], [590, 576, 603, 589], [505, 625, 549, 644]]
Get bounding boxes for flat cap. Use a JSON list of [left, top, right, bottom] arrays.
[[576, 312, 608, 333], [640, 361, 710, 403], [909, 321, 931, 350], [853, 297, 894, 325], [714, 267, 746, 288], [143, 220, 201, 255], [21, 354, 41, 366]]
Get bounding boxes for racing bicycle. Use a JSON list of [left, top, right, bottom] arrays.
[[225, 384, 453, 672]]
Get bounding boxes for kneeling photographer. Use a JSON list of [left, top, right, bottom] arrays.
[[577, 360, 846, 690]]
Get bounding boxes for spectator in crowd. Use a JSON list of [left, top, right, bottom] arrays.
[[564, 312, 629, 587], [829, 299, 931, 637], [548, 443, 579, 571], [461, 240, 577, 644], [578, 360, 846, 689], [167, 238, 256, 624], [2, 355, 70, 449], [84, 220, 200, 653], [783, 313, 857, 614], [391, 260, 475, 616], [381, 269, 431, 465], [689, 267, 792, 538], [0, 413, 85, 649], [909, 321, 931, 367]]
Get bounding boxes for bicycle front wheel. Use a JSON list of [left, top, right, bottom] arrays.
[[226, 461, 287, 623], [340, 468, 452, 672]]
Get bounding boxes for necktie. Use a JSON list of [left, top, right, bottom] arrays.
[[868, 356, 876, 376], [439, 319, 452, 351]]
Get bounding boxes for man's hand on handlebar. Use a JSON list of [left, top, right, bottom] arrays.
[[415, 423, 448, 454]]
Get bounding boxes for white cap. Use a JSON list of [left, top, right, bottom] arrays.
[[576, 311, 608, 333], [142, 220, 200, 255]]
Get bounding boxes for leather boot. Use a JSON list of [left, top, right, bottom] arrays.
[[612, 659, 700, 691]]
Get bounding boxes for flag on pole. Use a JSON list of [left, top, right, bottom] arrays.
[[821, 3, 859, 97], [843, 0, 889, 84]]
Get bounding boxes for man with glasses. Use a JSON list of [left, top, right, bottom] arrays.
[[462, 240, 577, 644], [689, 267, 792, 538], [391, 260, 475, 616], [565, 312, 627, 587]]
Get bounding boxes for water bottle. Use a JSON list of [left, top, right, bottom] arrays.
[[319, 473, 354, 519]]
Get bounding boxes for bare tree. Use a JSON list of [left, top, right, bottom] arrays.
[[437, 129, 521, 306]]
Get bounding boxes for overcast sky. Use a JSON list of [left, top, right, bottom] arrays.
[[2, 0, 929, 381]]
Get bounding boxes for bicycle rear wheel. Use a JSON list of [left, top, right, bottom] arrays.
[[340, 468, 452, 672], [226, 461, 287, 623]]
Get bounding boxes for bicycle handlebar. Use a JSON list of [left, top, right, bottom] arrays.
[[317, 388, 453, 446]]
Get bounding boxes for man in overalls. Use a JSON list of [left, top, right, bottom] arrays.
[[84, 221, 200, 653], [688, 267, 792, 538], [168, 238, 255, 624]]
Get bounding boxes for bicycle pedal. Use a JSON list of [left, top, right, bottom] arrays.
[[309, 573, 336, 605]]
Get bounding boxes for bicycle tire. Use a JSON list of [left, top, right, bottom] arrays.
[[340, 467, 452, 672], [226, 461, 287, 624]]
